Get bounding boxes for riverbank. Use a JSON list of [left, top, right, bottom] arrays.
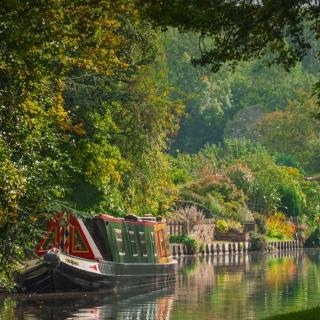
[[266, 306, 320, 319], [170, 240, 303, 256]]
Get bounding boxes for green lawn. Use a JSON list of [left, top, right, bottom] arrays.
[[266, 307, 320, 319]]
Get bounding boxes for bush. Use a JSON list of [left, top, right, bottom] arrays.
[[174, 205, 206, 228], [215, 219, 228, 233], [215, 218, 243, 233], [305, 229, 320, 247], [275, 153, 301, 170], [226, 219, 243, 232], [266, 211, 296, 240], [253, 212, 267, 234], [226, 163, 254, 193], [180, 173, 249, 222], [169, 234, 202, 254], [250, 232, 268, 251]]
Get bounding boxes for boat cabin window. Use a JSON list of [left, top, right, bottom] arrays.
[[72, 228, 89, 253], [40, 227, 57, 250], [114, 229, 125, 256], [129, 231, 138, 257], [138, 232, 148, 257]]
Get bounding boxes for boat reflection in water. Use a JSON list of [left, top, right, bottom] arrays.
[[10, 285, 175, 320]]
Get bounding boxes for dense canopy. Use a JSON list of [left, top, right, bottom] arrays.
[[142, 1, 320, 71]]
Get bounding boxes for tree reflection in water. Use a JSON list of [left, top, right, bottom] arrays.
[[171, 250, 320, 320], [2, 250, 320, 320]]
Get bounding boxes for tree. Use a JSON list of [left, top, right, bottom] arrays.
[[142, 1, 320, 72], [0, 2, 182, 287], [163, 30, 234, 153], [162, 29, 318, 153], [224, 105, 266, 140], [253, 92, 320, 172]]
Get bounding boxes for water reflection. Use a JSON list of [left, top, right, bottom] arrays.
[[1, 287, 175, 320], [2, 250, 320, 320], [172, 250, 320, 320]]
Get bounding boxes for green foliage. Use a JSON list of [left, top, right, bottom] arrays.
[[0, 2, 182, 288], [266, 306, 320, 320], [305, 229, 320, 248], [224, 105, 266, 140], [215, 218, 243, 234], [180, 172, 248, 222], [226, 163, 254, 193], [236, 153, 280, 213], [215, 219, 228, 233], [254, 93, 320, 173], [301, 181, 320, 228], [240, 153, 306, 217], [169, 234, 202, 254], [253, 213, 267, 235], [144, 1, 319, 72], [274, 153, 301, 170], [161, 29, 318, 154], [250, 232, 268, 252], [266, 212, 296, 241], [218, 139, 265, 165], [172, 136, 314, 242]]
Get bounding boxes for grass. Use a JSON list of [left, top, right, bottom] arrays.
[[266, 306, 320, 319]]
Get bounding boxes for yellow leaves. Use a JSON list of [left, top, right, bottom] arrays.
[[100, 18, 121, 29], [0, 60, 10, 71], [280, 166, 301, 179], [0, 156, 26, 216], [21, 98, 45, 116], [47, 92, 71, 130], [85, 156, 126, 190], [70, 123, 86, 137], [46, 81, 87, 137], [266, 212, 296, 240]]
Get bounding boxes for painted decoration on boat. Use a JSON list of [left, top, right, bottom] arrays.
[[36, 213, 102, 260]]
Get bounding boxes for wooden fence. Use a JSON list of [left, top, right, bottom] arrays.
[[167, 221, 189, 236], [167, 219, 215, 236]]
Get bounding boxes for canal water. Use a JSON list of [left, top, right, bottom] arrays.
[[2, 249, 320, 320]]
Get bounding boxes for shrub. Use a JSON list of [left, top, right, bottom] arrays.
[[180, 173, 249, 222], [266, 211, 296, 240], [215, 219, 228, 233], [174, 205, 206, 228], [253, 212, 267, 234], [169, 234, 202, 254], [215, 218, 243, 233], [226, 219, 243, 232], [181, 174, 244, 204], [305, 229, 320, 247], [250, 232, 268, 251], [207, 194, 224, 216], [275, 153, 301, 170], [226, 163, 254, 193]]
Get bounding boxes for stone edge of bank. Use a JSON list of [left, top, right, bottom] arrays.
[[170, 240, 303, 256]]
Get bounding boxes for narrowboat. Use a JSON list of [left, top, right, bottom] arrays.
[[15, 213, 177, 293]]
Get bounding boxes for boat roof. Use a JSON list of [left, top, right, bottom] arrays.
[[99, 214, 166, 226]]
